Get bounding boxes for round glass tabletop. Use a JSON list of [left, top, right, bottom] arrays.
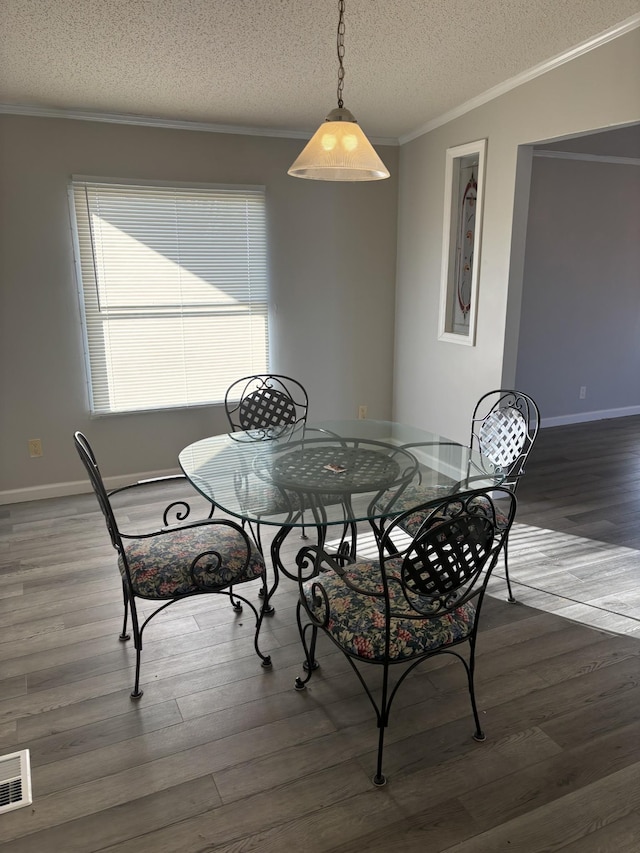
[[179, 419, 502, 529]]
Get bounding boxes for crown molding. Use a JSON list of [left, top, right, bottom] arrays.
[[400, 13, 640, 145], [2, 12, 637, 150], [534, 149, 640, 167], [0, 102, 398, 147]]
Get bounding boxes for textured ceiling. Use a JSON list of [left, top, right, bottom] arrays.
[[1, 1, 639, 141]]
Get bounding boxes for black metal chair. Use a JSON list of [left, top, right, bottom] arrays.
[[224, 374, 315, 605], [294, 487, 517, 786], [224, 374, 309, 438], [224, 373, 310, 541], [378, 390, 539, 602], [74, 431, 271, 699]]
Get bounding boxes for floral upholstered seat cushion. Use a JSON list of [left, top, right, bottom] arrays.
[[376, 485, 509, 537], [376, 484, 442, 536], [119, 523, 265, 598], [302, 559, 475, 661]]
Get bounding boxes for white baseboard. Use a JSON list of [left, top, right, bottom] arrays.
[[542, 405, 640, 428], [4, 406, 640, 503], [0, 468, 182, 506]]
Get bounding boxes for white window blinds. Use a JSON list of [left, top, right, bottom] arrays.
[[71, 179, 268, 414]]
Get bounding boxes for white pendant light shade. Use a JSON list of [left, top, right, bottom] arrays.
[[287, 2, 390, 182], [288, 108, 390, 181]]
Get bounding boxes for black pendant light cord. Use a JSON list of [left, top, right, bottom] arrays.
[[337, 0, 345, 108]]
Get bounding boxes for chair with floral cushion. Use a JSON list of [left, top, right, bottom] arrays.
[[225, 374, 329, 606], [376, 389, 539, 603], [224, 375, 310, 538], [74, 431, 271, 699], [294, 486, 516, 786]]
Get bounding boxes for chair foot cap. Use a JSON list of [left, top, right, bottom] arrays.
[[507, 596, 517, 604], [302, 659, 319, 672], [294, 677, 306, 691], [473, 731, 486, 742], [232, 602, 243, 612], [119, 633, 131, 642], [261, 656, 272, 668], [130, 689, 144, 700], [372, 774, 387, 787]]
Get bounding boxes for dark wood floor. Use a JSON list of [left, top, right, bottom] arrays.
[[2, 416, 640, 851]]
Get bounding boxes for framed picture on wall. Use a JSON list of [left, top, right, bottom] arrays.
[[437, 139, 487, 345]]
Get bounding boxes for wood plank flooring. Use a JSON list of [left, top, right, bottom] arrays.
[[1, 416, 640, 851], [494, 415, 640, 638]]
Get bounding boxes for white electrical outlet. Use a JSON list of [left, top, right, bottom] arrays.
[[579, 386, 587, 400]]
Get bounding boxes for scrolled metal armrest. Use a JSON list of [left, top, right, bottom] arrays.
[[189, 548, 224, 590], [187, 518, 254, 589], [296, 545, 386, 601], [296, 544, 350, 581], [108, 474, 214, 531]]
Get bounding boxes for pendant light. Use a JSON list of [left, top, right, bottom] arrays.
[[288, 0, 390, 182]]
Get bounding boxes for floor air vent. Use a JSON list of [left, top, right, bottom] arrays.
[[0, 750, 32, 815]]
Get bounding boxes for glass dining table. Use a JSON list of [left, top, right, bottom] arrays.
[[178, 419, 505, 606]]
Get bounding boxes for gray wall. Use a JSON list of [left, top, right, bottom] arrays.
[[393, 27, 640, 442], [0, 115, 398, 499], [515, 155, 640, 421], [3, 28, 639, 499]]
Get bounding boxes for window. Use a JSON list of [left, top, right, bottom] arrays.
[[437, 139, 486, 346], [70, 179, 268, 414]]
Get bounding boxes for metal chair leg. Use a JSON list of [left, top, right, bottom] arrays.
[[503, 534, 516, 603], [372, 724, 388, 787], [131, 646, 143, 700], [119, 580, 131, 641], [129, 600, 144, 699], [294, 606, 319, 689], [229, 585, 243, 612], [467, 649, 485, 742], [254, 595, 272, 670]]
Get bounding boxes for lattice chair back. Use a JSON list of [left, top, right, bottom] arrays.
[[400, 512, 495, 613], [470, 390, 539, 489], [225, 374, 309, 438], [387, 489, 514, 617], [75, 431, 121, 554]]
